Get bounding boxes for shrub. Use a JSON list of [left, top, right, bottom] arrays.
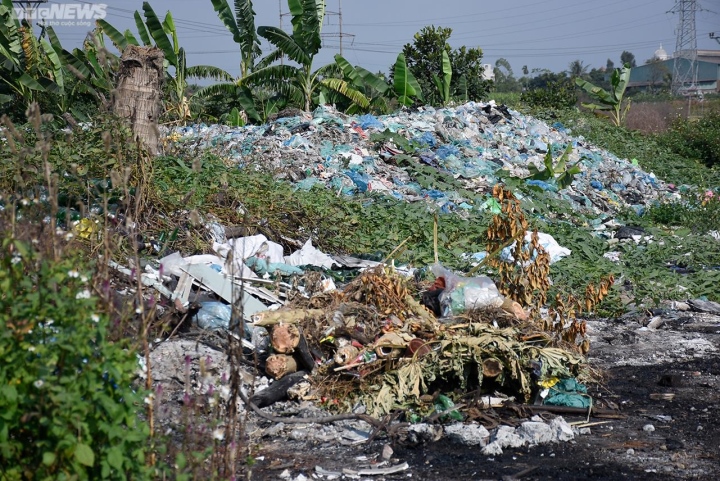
[[0, 233, 150, 480], [520, 78, 577, 111], [660, 111, 720, 167]]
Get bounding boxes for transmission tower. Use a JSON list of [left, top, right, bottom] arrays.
[[670, 0, 699, 95]]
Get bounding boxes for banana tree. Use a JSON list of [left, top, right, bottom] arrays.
[[575, 63, 631, 127], [334, 54, 390, 114], [248, 0, 368, 112], [392, 53, 423, 107], [191, 0, 267, 121], [98, 2, 228, 123], [432, 50, 452, 106], [0, 0, 60, 107]]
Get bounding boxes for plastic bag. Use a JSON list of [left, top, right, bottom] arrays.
[[431, 264, 504, 317], [194, 302, 268, 351]]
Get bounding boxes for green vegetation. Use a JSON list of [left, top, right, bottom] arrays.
[[575, 64, 632, 127], [0, 236, 150, 480], [660, 111, 720, 167]]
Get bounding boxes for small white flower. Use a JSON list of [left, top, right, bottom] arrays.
[[135, 307, 143, 314], [143, 394, 154, 405], [212, 428, 225, 441], [80, 276, 88, 283], [65, 233, 74, 241], [33, 380, 44, 388], [68, 270, 79, 278], [28, 346, 35, 352], [11, 255, 21, 265], [91, 314, 100, 323], [75, 289, 91, 300]]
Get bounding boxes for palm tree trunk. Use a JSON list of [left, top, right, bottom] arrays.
[[112, 45, 164, 155]]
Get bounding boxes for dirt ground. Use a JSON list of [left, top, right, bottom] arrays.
[[246, 308, 720, 480]]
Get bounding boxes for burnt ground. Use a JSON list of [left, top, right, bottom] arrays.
[[247, 309, 720, 481]]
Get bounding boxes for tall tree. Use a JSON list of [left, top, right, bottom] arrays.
[[620, 51, 636, 68], [494, 58, 520, 92], [249, 0, 368, 112], [606, 58, 615, 71], [401, 25, 490, 104], [567, 59, 589, 78]]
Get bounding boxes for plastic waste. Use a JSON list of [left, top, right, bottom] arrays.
[[542, 378, 591, 408], [245, 256, 303, 276], [194, 302, 269, 350], [284, 239, 336, 269], [431, 264, 504, 317]]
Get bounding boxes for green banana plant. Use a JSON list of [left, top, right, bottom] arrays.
[[334, 54, 390, 113], [432, 50, 452, 106], [98, 2, 227, 123], [210, 0, 261, 79], [527, 144, 582, 190], [248, 0, 369, 112], [191, 0, 265, 122], [0, 0, 59, 107], [393, 53, 423, 107], [575, 63, 631, 127]]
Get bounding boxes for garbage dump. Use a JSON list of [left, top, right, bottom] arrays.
[[167, 101, 673, 226], [123, 180, 609, 434]]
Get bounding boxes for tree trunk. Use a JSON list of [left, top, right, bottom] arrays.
[[113, 45, 164, 155]]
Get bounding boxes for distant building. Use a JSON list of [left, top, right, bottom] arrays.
[[628, 49, 720, 94], [481, 64, 495, 81]]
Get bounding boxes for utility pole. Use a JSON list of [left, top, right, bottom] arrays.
[[321, 0, 354, 56], [669, 0, 699, 96]]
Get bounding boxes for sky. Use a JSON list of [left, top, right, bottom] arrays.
[[31, 0, 720, 78]]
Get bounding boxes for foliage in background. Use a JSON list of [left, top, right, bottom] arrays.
[[659, 111, 720, 168], [520, 75, 577, 111], [0, 234, 150, 480], [401, 25, 491, 105]]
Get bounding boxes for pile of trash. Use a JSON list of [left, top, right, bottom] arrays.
[[167, 102, 672, 222], [129, 221, 590, 419]]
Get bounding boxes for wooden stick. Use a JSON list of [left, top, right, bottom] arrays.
[[252, 308, 325, 327], [526, 404, 626, 419], [433, 212, 439, 264]]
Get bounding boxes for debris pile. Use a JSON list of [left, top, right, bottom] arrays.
[[168, 102, 672, 222], [126, 185, 602, 426]]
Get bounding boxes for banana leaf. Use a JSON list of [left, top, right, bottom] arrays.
[[356, 66, 389, 94], [133, 11, 151, 46], [142, 2, 177, 67], [393, 53, 416, 107], [320, 77, 370, 109], [257, 26, 310, 66], [96, 20, 129, 51]]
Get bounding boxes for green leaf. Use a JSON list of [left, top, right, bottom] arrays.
[[133, 11, 151, 46], [355, 66, 389, 94], [143, 2, 177, 67], [97, 19, 129, 51], [393, 53, 416, 106], [107, 447, 123, 470], [75, 443, 95, 467], [320, 78, 370, 109], [42, 452, 56, 466], [257, 26, 310, 66]]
